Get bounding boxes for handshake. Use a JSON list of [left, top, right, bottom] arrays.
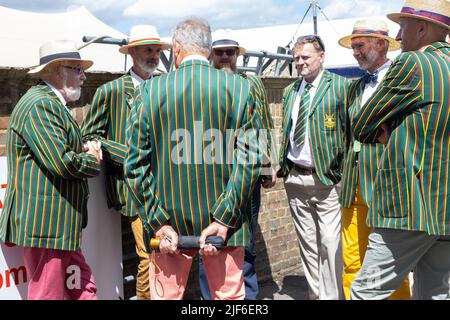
[[84, 140, 102, 162]]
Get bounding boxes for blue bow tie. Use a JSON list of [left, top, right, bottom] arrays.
[[362, 71, 378, 84]]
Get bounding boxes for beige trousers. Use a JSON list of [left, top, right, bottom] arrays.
[[284, 167, 343, 300], [130, 216, 151, 300]]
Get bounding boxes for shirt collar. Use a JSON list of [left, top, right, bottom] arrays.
[[181, 55, 209, 65], [45, 81, 67, 106], [130, 68, 147, 88]]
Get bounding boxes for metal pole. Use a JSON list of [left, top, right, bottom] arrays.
[[312, 1, 318, 35]]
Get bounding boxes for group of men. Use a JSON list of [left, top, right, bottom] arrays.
[[0, 0, 448, 300]]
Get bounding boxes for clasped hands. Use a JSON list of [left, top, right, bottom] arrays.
[[84, 140, 103, 162]]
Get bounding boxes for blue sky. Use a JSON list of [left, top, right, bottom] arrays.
[[0, 0, 403, 37]]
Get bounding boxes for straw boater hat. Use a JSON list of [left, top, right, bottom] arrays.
[[119, 25, 172, 54], [387, 0, 450, 30], [338, 18, 401, 51], [212, 39, 247, 56], [28, 40, 93, 74]]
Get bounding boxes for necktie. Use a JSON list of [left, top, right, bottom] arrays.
[[362, 71, 378, 84], [293, 83, 313, 148]]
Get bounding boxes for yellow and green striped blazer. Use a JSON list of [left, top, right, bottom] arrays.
[[278, 70, 350, 185], [339, 78, 385, 208], [353, 42, 450, 236], [81, 74, 138, 217], [0, 84, 101, 251], [124, 59, 263, 247]]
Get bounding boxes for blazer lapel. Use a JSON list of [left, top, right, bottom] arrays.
[[283, 79, 302, 132], [123, 75, 135, 109], [309, 70, 331, 117]]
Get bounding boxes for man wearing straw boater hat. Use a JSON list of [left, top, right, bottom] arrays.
[[338, 18, 411, 300], [198, 38, 276, 300], [351, 0, 450, 299], [0, 40, 103, 299], [81, 25, 171, 300]]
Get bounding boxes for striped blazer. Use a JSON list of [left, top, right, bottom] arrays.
[[353, 42, 450, 236], [339, 77, 385, 208], [81, 74, 138, 217], [277, 70, 350, 185], [0, 84, 100, 251], [124, 59, 263, 247]]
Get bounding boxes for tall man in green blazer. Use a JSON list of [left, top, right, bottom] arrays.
[[81, 25, 171, 300], [351, 0, 450, 300], [0, 40, 102, 299], [124, 17, 263, 300], [198, 38, 276, 300], [278, 35, 350, 300], [337, 18, 410, 300]]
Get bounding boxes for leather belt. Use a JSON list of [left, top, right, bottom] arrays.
[[288, 160, 316, 175]]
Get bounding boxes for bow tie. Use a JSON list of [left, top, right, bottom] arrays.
[[362, 71, 378, 84]]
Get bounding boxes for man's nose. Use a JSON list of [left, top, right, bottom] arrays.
[[395, 29, 402, 42]]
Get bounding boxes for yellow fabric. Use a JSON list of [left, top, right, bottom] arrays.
[[130, 216, 151, 300], [342, 184, 411, 300]]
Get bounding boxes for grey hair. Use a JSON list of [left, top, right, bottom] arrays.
[[173, 17, 212, 55]]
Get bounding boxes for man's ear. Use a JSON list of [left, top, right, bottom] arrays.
[[172, 40, 181, 55]]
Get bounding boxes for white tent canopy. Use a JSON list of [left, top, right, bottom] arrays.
[[0, 5, 128, 72]]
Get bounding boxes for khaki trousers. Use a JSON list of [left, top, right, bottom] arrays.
[[284, 168, 343, 300], [130, 216, 151, 300]]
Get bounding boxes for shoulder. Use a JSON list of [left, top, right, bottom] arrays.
[[97, 74, 130, 93], [326, 70, 351, 86]]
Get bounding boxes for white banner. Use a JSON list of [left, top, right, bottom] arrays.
[[0, 157, 124, 300]]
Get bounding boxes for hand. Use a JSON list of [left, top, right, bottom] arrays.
[[155, 225, 178, 254], [377, 124, 391, 145], [85, 140, 103, 161], [261, 168, 277, 189], [199, 221, 228, 256]]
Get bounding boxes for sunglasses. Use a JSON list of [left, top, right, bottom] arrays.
[[213, 48, 237, 57], [298, 35, 325, 52], [60, 65, 85, 75]]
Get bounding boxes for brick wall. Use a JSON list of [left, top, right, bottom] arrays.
[[0, 67, 301, 299]]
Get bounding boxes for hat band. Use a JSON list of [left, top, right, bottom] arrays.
[[352, 29, 389, 36], [40, 52, 81, 65], [401, 6, 450, 26], [128, 38, 161, 45], [212, 39, 240, 47]]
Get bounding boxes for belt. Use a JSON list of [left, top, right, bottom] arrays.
[[288, 160, 316, 175]]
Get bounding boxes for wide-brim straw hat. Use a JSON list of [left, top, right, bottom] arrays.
[[212, 39, 247, 56], [387, 0, 450, 30], [28, 40, 93, 74], [119, 25, 172, 54], [338, 18, 401, 51]]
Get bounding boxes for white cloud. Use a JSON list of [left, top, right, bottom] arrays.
[[322, 0, 401, 20]]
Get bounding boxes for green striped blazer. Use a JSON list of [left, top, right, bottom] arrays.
[[0, 84, 101, 251], [81, 74, 138, 217], [277, 69, 350, 185], [353, 41, 450, 236], [339, 77, 385, 208], [124, 59, 263, 247]]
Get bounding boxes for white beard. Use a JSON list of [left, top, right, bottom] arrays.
[[64, 86, 81, 102]]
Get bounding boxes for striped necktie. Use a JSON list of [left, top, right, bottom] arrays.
[[293, 82, 312, 148]]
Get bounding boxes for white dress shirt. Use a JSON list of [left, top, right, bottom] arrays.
[[287, 70, 324, 168]]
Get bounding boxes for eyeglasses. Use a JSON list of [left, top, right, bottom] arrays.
[[60, 65, 85, 75], [297, 35, 325, 52], [213, 48, 237, 57]]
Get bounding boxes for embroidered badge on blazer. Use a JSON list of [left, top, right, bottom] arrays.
[[324, 114, 336, 129]]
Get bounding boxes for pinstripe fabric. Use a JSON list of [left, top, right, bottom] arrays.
[[339, 78, 385, 207], [81, 74, 138, 217], [278, 70, 350, 185], [0, 84, 101, 251], [353, 41, 450, 236], [124, 59, 263, 247]]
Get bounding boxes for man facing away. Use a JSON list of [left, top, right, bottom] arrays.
[[0, 40, 102, 299], [81, 25, 171, 300], [124, 17, 263, 300], [337, 18, 411, 300], [198, 38, 276, 300], [351, 0, 450, 300]]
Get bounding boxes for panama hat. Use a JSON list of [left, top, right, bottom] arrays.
[[387, 0, 450, 30], [28, 40, 93, 74], [338, 18, 401, 51], [119, 25, 172, 54], [212, 39, 246, 56]]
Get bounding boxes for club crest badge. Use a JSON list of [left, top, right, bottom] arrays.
[[324, 114, 336, 128]]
